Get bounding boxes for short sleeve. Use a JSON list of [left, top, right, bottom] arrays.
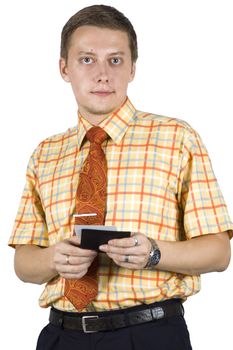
[[178, 129, 233, 239], [8, 147, 49, 248]]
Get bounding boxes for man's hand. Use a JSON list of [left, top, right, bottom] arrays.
[[99, 231, 231, 274], [14, 238, 97, 285], [53, 237, 97, 279], [99, 233, 151, 269]]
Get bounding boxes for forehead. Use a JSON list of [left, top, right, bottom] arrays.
[[68, 25, 130, 54]]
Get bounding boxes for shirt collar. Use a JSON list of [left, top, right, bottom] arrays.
[[76, 97, 136, 149]]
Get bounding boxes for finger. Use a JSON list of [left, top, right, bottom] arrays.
[[61, 254, 95, 266], [58, 260, 91, 274], [99, 244, 147, 256], [66, 237, 98, 255], [99, 244, 134, 254], [106, 233, 145, 248], [68, 236, 82, 246], [108, 256, 146, 270], [60, 270, 88, 279], [60, 245, 97, 257], [69, 249, 97, 258], [107, 252, 144, 264], [107, 236, 137, 248]]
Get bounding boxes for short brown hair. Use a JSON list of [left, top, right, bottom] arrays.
[[60, 5, 138, 62]]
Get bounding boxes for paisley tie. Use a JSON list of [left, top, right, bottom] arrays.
[[64, 126, 108, 310]]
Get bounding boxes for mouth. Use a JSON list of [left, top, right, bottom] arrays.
[[91, 90, 114, 97]]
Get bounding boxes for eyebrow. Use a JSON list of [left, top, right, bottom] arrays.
[[78, 51, 96, 56], [77, 51, 125, 56], [108, 51, 125, 56]]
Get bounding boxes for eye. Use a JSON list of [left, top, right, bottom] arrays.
[[81, 57, 94, 65], [110, 57, 122, 65]]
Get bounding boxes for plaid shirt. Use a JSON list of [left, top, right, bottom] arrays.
[[9, 98, 233, 312]]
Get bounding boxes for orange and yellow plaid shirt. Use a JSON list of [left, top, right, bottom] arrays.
[[9, 98, 233, 312]]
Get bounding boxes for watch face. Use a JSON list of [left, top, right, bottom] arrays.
[[150, 249, 161, 266]]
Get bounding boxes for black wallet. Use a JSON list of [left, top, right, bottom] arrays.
[[80, 229, 131, 251]]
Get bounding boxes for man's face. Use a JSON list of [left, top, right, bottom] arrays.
[[60, 25, 136, 123]]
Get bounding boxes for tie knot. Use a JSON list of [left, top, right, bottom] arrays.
[[86, 126, 108, 144]]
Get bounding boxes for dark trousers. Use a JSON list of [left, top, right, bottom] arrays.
[[36, 311, 192, 350]]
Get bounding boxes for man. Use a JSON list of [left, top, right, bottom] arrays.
[[9, 5, 232, 350]]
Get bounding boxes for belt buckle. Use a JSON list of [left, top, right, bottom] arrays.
[[152, 306, 165, 320], [82, 315, 99, 333]]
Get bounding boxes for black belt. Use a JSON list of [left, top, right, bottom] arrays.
[[49, 299, 184, 333]]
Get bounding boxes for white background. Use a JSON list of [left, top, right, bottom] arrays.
[[0, 0, 232, 349]]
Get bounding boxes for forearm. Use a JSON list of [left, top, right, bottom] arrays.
[[156, 232, 231, 275], [14, 245, 57, 285]]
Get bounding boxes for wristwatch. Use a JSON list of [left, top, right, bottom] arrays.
[[145, 238, 161, 268]]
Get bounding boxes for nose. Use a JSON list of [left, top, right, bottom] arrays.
[[95, 61, 109, 83]]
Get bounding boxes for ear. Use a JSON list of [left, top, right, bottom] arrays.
[[59, 58, 70, 82], [129, 62, 136, 82]]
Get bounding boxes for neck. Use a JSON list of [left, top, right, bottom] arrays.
[[78, 107, 112, 125], [81, 114, 108, 126]]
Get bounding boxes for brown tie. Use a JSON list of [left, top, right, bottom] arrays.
[[64, 126, 108, 310]]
